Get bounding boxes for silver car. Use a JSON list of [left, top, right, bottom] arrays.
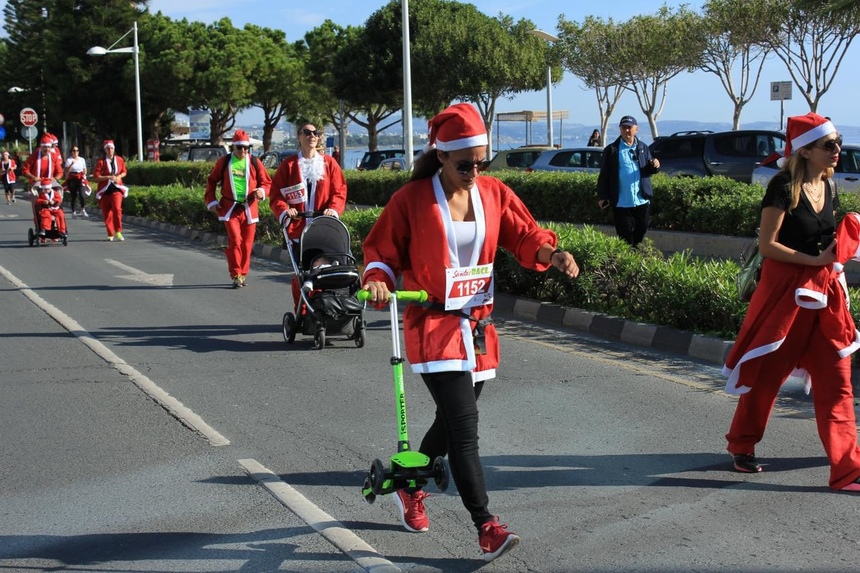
[[751, 143, 860, 191], [526, 147, 604, 173]]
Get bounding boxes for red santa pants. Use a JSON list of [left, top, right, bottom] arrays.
[[223, 212, 256, 278], [99, 192, 123, 236], [38, 207, 66, 234], [726, 308, 860, 490]]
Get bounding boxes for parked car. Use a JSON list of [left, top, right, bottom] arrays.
[[258, 149, 299, 170], [526, 147, 604, 173], [357, 149, 406, 171], [377, 156, 411, 172], [751, 143, 860, 192], [649, 129, 786, 183], [484, 145, 553, 172], [179, 145, 228, 162]]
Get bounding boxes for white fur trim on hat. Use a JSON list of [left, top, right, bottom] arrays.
[[435, 133, 489, 152], [791, 120, 835, 151]]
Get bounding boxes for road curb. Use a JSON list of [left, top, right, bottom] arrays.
[[124, 215, 733, 367]]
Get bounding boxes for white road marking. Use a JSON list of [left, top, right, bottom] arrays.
[[239, 458, 401, 573], [105, 258, 175, 287], [0, 263, 229, 446]]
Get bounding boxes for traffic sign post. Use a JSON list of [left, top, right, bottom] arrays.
[[770, 81, 792, 131]]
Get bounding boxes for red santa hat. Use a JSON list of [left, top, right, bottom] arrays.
[[777, 112, 836, 168], [103, 140, 115, 149], [427, 103, 488, 152], [40, 178, 53, 189], [39, 134, 52, 146], [232, 129, 251, 147], [47, 132, 58, 145]]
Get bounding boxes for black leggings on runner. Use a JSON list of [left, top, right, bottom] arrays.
[[66, 178, 85, 212], [414, 371, 491, 530]]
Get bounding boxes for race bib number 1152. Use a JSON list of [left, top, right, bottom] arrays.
[[445, 264, 493, 311]]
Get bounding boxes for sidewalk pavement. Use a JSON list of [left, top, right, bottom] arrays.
[[124, 215, 734, 367]]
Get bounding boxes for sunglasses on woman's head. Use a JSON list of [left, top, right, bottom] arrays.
[[815, 134, 843, 152], [302, 128, 320, 137]]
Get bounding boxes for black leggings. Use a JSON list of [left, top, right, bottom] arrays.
[[66, 178, 85, 212], [414, 371, 491, 530]]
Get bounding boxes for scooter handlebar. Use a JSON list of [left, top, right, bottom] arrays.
[[356, 290, 428, 303]]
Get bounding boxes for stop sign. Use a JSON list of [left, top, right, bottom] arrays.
[[20, 107, 38, 127]]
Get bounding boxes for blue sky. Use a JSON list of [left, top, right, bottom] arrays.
[[10, 0, 858, 131]]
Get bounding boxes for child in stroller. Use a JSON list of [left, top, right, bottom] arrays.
[[28, 178, 68, 246], [282, 214, 365, 349]]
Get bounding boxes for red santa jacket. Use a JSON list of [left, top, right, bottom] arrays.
[[204, 153, 272, 223], [35, 186, 63, 209], [1, 159, 16, 184], [93, 155, 129, 198], [269, 154, 347, 240], [723, 212, 860, 394], [362, 174, 557, 381], [23, 150, 62, 182]]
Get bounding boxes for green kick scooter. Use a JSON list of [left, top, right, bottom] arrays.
[[357, 289, 450, 503]]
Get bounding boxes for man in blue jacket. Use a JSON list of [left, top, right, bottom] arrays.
[[597, 115, 660, 246]]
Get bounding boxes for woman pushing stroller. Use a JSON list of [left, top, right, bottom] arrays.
[[269, 122, 347, 309], [361, 103, 579, 562]]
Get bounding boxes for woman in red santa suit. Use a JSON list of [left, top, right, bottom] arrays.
[[269, 122, 347, 308], [724, 112, 860, 491], [361, 103, 579, 562], [205, 130, 271, 288]]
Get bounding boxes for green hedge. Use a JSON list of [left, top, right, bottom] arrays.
[[127, 163, 860, 239], [124, 185, 860, 339]]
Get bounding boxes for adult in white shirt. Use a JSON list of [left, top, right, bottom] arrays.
[[63, 146, 89, 218]]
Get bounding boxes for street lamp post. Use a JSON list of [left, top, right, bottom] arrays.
[[87, 21, 144, 161], [528, 29, 559, 148]]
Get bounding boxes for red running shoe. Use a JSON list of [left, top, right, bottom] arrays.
[[479, 516, 520, 562], [393, 490, 429, 532]]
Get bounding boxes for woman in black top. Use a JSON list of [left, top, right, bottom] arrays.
[[723, 113, 860, 492]]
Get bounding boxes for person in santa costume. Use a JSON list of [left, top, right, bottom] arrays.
[[269, 122, 347, 305], [361, 103, 580, 562], [205, 129, 271, 288], [34, 177, 67, 242], [22, 134, 63, 191], [1, 150, 17, 205], [93, 140, 129, 241], [723, 112, 860, 491]]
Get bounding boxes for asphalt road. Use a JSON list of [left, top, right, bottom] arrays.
[[1, 196, 857, 573]]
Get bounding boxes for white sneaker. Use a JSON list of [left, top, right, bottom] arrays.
[[81, 209, 89, 218], [72, 211, 77, 219]]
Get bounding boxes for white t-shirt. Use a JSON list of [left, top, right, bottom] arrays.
[[64, 157, 87, 174]]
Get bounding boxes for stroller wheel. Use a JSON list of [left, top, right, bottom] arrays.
[[28, 228, 34, 246], [355, 318, 364, 348], [313, 328, 326, 350], [282, 312, 297, 344]]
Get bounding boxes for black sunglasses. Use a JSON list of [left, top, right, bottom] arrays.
[[302, 128, 320, 137], [815, 134, 843, 153], [71, 148, 79, 152], [453, 159, 489, 175]]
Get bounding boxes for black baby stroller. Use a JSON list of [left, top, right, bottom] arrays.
[[282, 213, 366, 349]]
